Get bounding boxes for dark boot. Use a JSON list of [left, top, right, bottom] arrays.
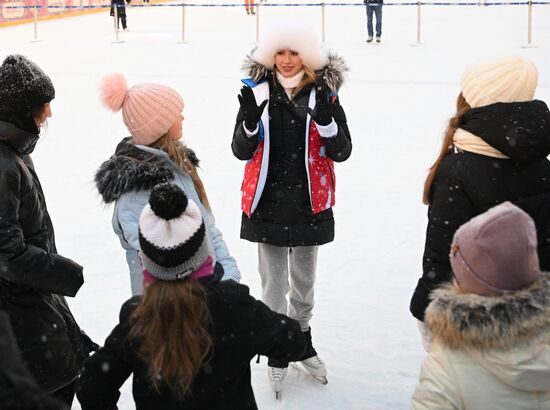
[[267, 357, 289, 368], [301, 328, 318, 360]]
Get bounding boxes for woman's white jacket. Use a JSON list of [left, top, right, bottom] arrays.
[[412, 274, 550, 410]]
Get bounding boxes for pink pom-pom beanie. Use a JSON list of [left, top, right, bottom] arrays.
[[450, 202, 541, 297], [100, 73, 184, 145]]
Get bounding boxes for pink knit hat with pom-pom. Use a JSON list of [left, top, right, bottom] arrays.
[[100, 73, 184, 145]]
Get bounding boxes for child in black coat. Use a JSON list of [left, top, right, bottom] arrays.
[[76, 183, 307, 410]]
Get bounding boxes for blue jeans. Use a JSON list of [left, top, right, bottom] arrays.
[[366, 4, 382, 37]]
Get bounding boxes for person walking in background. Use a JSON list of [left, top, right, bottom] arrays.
[[232, 22, 352, 395], [412, 202, 550, 409], [364, 0, 383, 43], [96, 73, 241, 296], [0, 54, 95, 407], [77, 183, 307, 410], [409, 56, 550, 351], [244, 0, 255, 15], [110, 0, 130, 31]]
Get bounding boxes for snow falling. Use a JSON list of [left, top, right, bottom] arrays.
[[1, 1, 550, 409]]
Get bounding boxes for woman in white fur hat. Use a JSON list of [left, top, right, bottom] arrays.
[[231, 22, 352, 395], [409, 56, 550, 351]]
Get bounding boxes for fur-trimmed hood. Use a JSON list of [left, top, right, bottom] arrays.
[[95, 137, 199, 203], [242, 52, 348, 93], [426, 272, 550, 350]]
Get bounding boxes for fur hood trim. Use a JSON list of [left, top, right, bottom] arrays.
[[95, 138, 199, 203], [426, 272, 550, 350], [242, 51, 348, 93]]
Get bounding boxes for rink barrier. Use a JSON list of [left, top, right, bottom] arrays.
[[2, 1, 549, 45]]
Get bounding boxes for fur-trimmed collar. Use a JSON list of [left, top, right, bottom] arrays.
[[242, 52, 348, 93], [95, 137, 199, 204], [426, 273, 550, 350]]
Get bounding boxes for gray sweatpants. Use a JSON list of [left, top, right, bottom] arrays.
[[258, 243, 319, 331]]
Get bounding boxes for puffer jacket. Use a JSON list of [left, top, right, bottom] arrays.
[[410, 100, 550, 321], [0, 311, 68, 410], [77, 271, 307, 410], [232, 53, 352, 247], [0, 120, 89, 393], [412, 273, 550, 410], [95, 138, 241, 295]]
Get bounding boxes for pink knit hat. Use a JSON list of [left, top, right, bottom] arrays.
[[450, 202, 541, 296], [100, 73, 184, 145]]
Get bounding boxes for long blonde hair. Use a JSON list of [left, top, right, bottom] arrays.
[[129, 279, 212, 398], [149, 135, 211, 210], [422, 93, 471, 205]]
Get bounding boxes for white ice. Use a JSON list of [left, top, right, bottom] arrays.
[[1, 2, 549, 408]]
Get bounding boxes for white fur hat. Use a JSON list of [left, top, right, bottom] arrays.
[[461, 57, 538, 109], [251, 21, 328, 71]]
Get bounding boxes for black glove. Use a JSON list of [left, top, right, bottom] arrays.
[[238, 86, 268, 131], [307, 83, 334, 126]]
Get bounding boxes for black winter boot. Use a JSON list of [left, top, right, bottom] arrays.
[[299, 328, 327, 381], [301, 328, 318, 360]]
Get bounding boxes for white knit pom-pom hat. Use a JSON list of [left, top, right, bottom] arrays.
[[251, 20, 328, 71], [461, 57, 538, 109]]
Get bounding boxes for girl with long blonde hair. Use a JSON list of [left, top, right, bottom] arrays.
[[95, 73, 241, 295]]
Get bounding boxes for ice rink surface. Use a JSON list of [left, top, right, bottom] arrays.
[[1, 2, 550, 408]]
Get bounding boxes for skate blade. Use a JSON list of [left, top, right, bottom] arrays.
[[315, 376, 328, 385], [275, 391, 281, 400], [290, 363, 328, 385]]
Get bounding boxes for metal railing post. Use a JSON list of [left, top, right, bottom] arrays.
[[527, 0, 533, 45], [321, 2, 326, 43], [179, 2, 186, 43], [255, 2, 260, 43], [416, 0, 421, 45], [113, 3, 120, 42], [32, 0, 39, 41]]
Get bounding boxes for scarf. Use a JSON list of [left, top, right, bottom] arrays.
[[276, 69, 305, 100]]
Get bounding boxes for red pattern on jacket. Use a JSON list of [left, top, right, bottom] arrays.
[[241, 119, 336, 217]]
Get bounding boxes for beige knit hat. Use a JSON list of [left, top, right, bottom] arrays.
[[461, 57, 538, 109], [100, 73, 184, 145]]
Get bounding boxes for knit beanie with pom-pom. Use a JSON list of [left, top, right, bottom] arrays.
[[138, 183, 213, 281], [100, 73, 184, 145]]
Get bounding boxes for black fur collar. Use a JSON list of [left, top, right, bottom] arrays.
[[426, 273, 550, 349], [95, 138, 199, 203], [242, 52, 348, 93]]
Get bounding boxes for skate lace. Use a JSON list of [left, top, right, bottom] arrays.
[[270, 367, 286, 381], [305, 355, 324, 368]]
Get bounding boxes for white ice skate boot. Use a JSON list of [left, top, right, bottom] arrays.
[[268, 366, 287, 399], [300, 355, 327, 384], [298, 328, 328, 384]]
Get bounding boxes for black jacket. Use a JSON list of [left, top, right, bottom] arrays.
[[0, 311, 68, 410], [232, 54, 352, 247], [76, 272, 307, 410], [110, 0, 129, 17], [0, 120, 90, 392], [410, 100, 550, 321]]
